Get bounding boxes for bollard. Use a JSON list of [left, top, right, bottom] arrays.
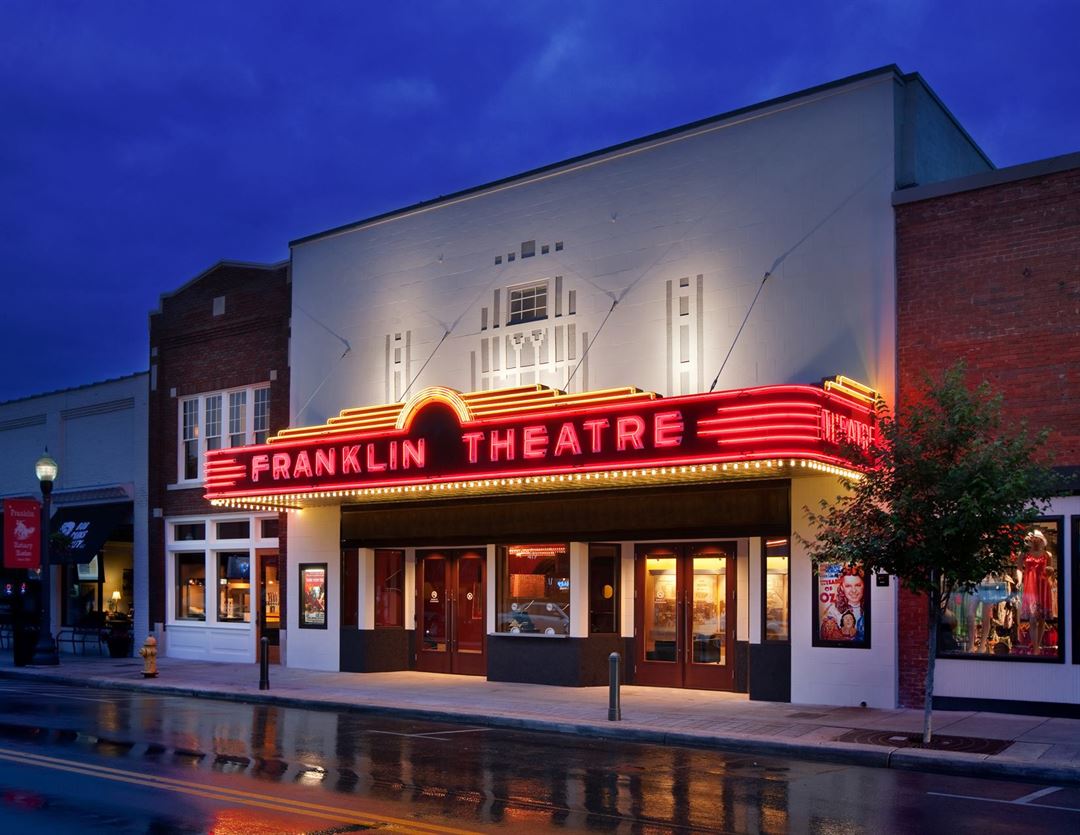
[[608, 651, 621, 721], [259, 636, 270, 690]]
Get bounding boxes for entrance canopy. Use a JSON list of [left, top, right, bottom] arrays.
[[205, 377, 878, 512]]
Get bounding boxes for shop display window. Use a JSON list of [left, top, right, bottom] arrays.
[[63, 558, 102, 628], [764, 538, 790, 642], [176, 552, 206, 621], [497, 544, 570, 635], [217, 552, 251, 623], [588, 544, 618, 634], [260, 518, 279, 539], [375, 549, 405, 628], [299, 563, 328, 629], [812, 560, 870, 648], [939, 520, 1064, 661]]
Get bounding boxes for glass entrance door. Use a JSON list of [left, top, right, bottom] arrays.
[[635, 543, 736, 690], [257, 552, 280, 664], [416, 549, 486, 675]]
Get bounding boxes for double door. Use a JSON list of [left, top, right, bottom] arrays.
[[635, 543, 736, 690], [415, 549, 486, 675]]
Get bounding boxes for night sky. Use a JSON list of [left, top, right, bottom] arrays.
[[2, 2, 1077, 402]]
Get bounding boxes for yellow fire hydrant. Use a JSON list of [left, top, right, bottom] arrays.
[[139, 636, 158, 678]]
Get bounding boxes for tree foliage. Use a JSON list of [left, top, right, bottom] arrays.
[[802, 363, 1060, 743], [803, 363, 1059, 605]]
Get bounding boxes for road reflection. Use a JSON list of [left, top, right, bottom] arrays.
[[0, 685, 803, 832]]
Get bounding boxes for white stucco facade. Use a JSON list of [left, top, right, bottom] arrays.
[[277, 68, 990, 705]]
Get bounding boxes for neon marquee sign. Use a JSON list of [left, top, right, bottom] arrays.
[[204, 378, 877, 508]]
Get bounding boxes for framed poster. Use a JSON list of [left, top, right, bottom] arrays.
[[299, 563, 328, 629], [812, 560, 870, 648]]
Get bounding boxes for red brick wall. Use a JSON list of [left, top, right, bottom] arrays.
[[895, 165, 1080, 706], [147, 263, 291, 628]]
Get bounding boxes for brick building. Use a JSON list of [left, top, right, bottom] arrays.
[[894, 152, 1080, 714], [148, 261, 290, 663]]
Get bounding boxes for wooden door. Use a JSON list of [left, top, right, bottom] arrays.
[[415, 549, 486, 675]]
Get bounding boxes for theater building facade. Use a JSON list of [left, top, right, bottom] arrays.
[[191, 66, 997, 706]]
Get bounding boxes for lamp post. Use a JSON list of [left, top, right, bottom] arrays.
[[31, 449, 59, 665]]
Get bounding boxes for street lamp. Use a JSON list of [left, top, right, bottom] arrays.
[[31, 449, 59, 665]]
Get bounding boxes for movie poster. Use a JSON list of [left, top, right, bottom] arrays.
[[299, 564, 327, 628], [813, 560, 870, 648]]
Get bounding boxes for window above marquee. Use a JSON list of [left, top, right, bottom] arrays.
[[507, 281, 548, 325], [178, 384, 269, 484]]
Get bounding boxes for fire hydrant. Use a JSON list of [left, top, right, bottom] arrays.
[[139, 636, 158, 678]]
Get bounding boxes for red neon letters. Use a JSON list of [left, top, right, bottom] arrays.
[[204, 383, 874, 500]]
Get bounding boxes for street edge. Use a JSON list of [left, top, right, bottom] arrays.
[[2, 667, 1076, 786]]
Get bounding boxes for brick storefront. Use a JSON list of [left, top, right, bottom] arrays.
[[894, 153, 1080, 708], [148, 262, 290, 640]]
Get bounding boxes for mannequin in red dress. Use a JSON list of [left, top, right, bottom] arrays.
[[1020, 530, 1053, 652]]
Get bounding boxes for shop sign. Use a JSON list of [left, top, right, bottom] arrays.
[[3, 498, 41, 570], [205, 381, 876, 503]]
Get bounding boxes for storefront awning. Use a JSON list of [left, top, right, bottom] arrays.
[[205, 376, 880, 512], [49, 502, 130, 564]]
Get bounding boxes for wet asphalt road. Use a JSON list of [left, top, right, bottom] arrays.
[[0, 680, 1076, 833]]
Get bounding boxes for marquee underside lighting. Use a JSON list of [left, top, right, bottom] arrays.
[[205, 377, 879, 511]]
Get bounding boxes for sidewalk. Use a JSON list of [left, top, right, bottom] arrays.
[[2, 653, 1078, 784]]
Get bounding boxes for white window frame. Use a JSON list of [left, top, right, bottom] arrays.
[[507, 280, 549, 325], [175, 383, 269, 485], [165, 513, 279, 630]]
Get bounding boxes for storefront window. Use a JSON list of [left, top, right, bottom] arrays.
[[588, 544, 618, 634], [940, 520, 1063, 661], [217, 552, 251, 623], [176, 553, 206, 621], [216, 520, 250, 540], [63, 558, 102, 627], [299, 563, 328, 629], [375, 549, 405, 628], [497, 544, 570, 635], [764, 538, 790, 641], [174, 523, 205, 542]]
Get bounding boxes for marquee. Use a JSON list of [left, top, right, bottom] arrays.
[[204, 377, 878, 511]]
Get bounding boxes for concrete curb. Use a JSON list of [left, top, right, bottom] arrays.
[[2, 666, 1077, 785]]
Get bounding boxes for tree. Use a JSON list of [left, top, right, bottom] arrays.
[[801, 363, 1060, 744]]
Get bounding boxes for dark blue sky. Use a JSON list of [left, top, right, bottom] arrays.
[[2, 2, 1077, 402]]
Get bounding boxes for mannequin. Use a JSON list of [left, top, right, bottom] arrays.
[[968, 574, 1011, 653], [1020, 529, 1054, 653]]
